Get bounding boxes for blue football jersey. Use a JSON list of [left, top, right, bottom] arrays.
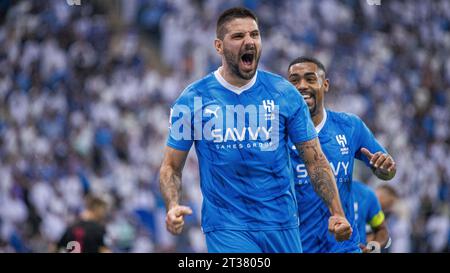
[[353, 180, 384, 245], [289, 109, 387, 253], [167, 69, 317, 232]]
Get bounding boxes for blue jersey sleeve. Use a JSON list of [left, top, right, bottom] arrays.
[[366, 188, 382, 222], [366, 188, 384, 228], [166, 90, 194, 151], [352, 115, 387, 167], [285, 85, 317, 144]]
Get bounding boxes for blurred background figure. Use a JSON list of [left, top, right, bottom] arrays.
[[376, 184, 399, 213], [0, 0, 448, 252], [54, 194, 110, 253], [373, 184, 405, 252]]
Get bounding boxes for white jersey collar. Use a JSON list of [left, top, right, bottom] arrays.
[[214, 67, 258, 95], [315, 108, 327, 134]]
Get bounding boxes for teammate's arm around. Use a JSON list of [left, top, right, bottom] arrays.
[[295, 138, 352, 241], [160, 146, 193, 235]]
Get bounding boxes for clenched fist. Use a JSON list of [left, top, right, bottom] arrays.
[[328, 215, 352, 242], [165, 205, 193, 235]]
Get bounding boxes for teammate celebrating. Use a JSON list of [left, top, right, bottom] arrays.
[[160, 8, 352, 253], [353, 180, 389, 253], [287, 56, 396, 253]]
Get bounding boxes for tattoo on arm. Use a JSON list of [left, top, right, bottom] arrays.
[[160, 165, 182, 210], [295, 139, 343, 214], [159, 147, 188, 210], [374, 168, 396, 181], [309, 166, 336, 207]]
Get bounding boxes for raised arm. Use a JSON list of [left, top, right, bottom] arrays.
[[360, 148, 396, 181], [160, 146, 193, 235], [295, 138, 352, 241]]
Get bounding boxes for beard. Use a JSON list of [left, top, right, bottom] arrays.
[[301, 90, 318, 117], [309, 103, 318, 117], [223, 45, 260, 80]]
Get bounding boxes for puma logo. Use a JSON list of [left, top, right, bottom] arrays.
[[204, 106, 220, 118]]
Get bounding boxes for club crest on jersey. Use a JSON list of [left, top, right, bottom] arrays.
[[262, 100, 275, 121], [335, 134, 349, 155]]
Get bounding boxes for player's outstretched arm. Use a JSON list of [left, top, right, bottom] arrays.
[[295, 138, 352, 241], [160, 146, 193, 235], [361, 148, 396, 180]]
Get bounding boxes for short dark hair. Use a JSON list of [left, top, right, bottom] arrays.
[[377, 184, 399, 199], [288, 56, 327, 75], [216, 7, 258, 40], [85, 195, 108, 211]]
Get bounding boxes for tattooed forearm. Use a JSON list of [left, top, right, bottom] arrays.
[[296, 141, 324, 165], [160, 164, 182, 210], [374, 168, 396, 181], [295, 138, 345, 216], [309, 166, 337, 208], [159, 147, 189, 211]]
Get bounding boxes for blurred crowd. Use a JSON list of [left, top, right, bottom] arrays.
[[0, 0, 448, 252]]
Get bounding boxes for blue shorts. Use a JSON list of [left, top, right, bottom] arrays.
[[205, 228, 303, 253], [301, 231, 361, 253]]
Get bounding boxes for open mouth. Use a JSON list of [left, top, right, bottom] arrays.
[[300, 91, 315, 105], [240, 52, 255, 67], [301, 93, 312, 99]]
